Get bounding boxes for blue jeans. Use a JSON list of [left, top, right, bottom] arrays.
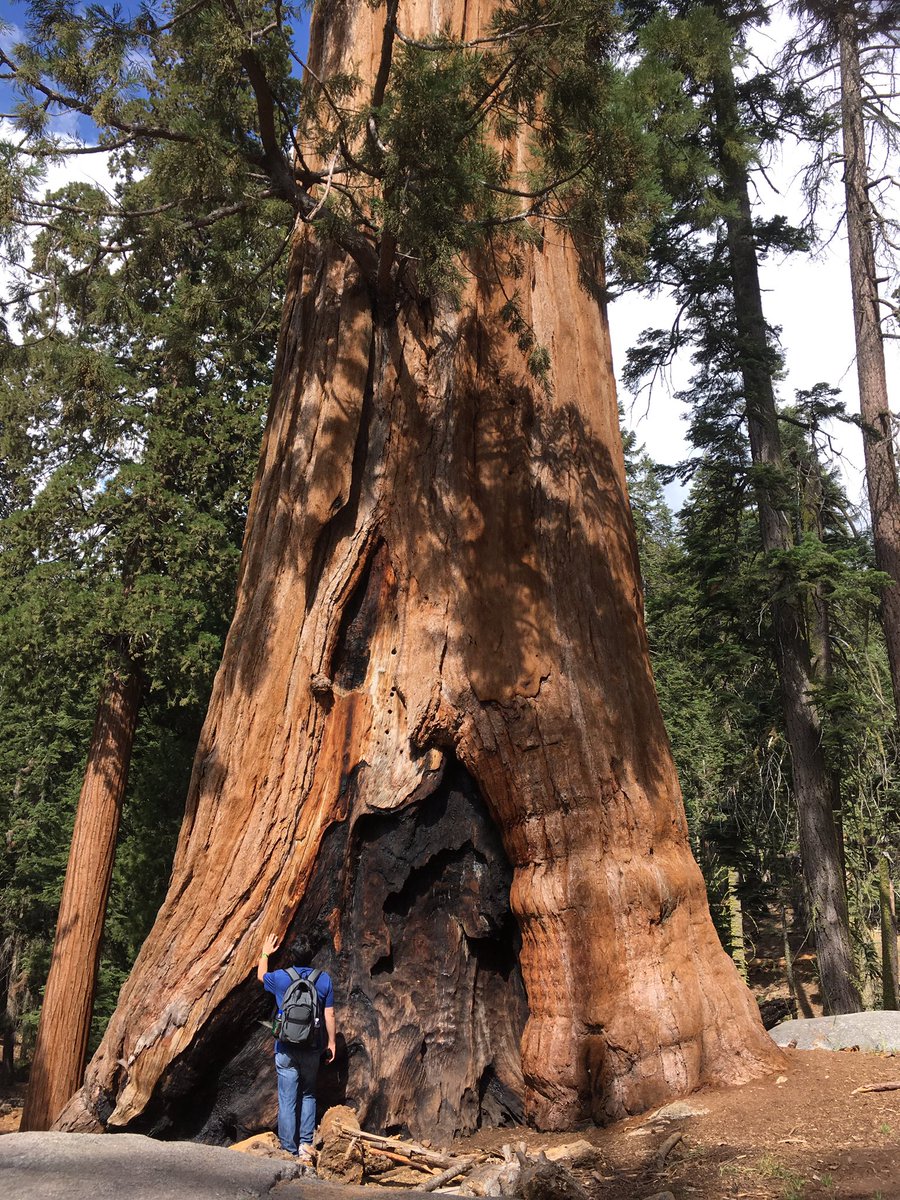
[[274, 1045, 321, 1153]]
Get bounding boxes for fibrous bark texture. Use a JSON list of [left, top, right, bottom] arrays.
[[22, 663, 142, 1131], [56, 0, 780, 1139]]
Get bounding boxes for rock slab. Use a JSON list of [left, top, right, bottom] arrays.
[[769, 1011, 900, 1052], [0, 1131, 303, 1200], [0, 1131, 467, 1200]]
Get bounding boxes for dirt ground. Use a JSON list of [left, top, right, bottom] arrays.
[[458, 1050, 900, 1200], [0, 1082, 24, 1135], [5, 1049, 897, 1199]]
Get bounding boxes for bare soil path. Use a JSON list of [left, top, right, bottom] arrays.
[[2, 1049, 898, 1198], [457, 1049, 900, 1200]]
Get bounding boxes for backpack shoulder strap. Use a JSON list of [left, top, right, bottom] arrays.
[[285, 967, 301, 984], [307, 969, 322, 987]]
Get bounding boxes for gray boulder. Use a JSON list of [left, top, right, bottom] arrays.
[[0, 1131, 300, 1200], [769, 1010, 900, 1052], [0, 1131, 465, 1200]]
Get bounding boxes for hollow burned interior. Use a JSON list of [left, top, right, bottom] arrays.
[[144, 756, 527, 1144]]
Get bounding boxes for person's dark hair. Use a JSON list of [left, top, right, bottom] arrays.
[[288, 939, 312, 964]]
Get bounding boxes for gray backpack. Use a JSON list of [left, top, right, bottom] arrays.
[[273, 968, 322, 1046]]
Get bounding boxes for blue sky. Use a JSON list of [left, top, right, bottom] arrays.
[[1, 0, 124, 140], [0, 0, 20, 37], [0, 0, 311, 140], [0, 0, 24, 112]]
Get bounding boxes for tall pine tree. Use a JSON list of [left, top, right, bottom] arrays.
[[622, 0, 861, 1010]]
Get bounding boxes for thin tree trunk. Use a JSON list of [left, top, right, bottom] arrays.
[[712, 60, 861, 1015], [726, 868, 748, 982], [781, 906, 799, 1016], [55, 0, 783, 1139], [0, 933, 22, 1082], [20, 659, 142, 1131], [880, 855, 899, 1009], [838, 14, 900, 719], [800, 447, 848, 884]]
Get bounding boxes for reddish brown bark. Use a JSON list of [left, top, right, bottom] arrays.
[[21, 661, 142, 1131], [55, 0, 781, 1140]]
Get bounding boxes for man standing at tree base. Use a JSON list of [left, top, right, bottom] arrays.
[[258, 934, 336, 1166]]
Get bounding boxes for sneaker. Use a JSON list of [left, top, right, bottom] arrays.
[[297, 1146, 316, 1173]]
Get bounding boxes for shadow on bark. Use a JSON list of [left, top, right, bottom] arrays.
[[57, 228, 780, 1142]]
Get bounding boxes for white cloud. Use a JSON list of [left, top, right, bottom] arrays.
[[42, 145, 118, 196]]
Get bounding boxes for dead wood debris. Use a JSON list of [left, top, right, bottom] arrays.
[[314, 1109, 600, 1197], [332, 1122, 458, 1167], [422, 1157, 479, 1191], [229, 1130, 298, 1163], [653, 1131, 684, 1171], [850, 1080, 900, 1094]]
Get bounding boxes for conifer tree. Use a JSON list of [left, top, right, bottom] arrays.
[[627, 398, 897, 1006], [1, 159, 286, 1124], [3, 0, 783, 1134], [622, 0, 861, 1011], [788, 0, 900, 729]]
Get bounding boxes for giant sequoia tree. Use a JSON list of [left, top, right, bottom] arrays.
[[5, 0, 781, 1137]]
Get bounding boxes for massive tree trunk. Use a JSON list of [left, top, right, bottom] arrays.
[[837, 12, 900, 721], [21, 658, 142, 1131], [712, 59, 861, 1015], [55, 0, 781, 1140]]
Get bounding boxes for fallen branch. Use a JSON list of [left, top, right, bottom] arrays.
[[333, 1121, 454, 1166], [851, 1080, 900, 1094], [421, 1157, 477, 1191], [654, 1131, 684, 1170], [368, 1145, 434, 1170]]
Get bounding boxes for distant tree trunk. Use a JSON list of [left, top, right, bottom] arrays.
[[712, 60, 861, 1015], [880, 855, 899, 1010], [781, 906, 799, 1016], [0, 932, 23, 1081], [55, 0, 782, 1140], [837, 11, 900, 721], [798, 444, 847, 882], [20, 658, 142, 1131], [726, 868, 748, 982]]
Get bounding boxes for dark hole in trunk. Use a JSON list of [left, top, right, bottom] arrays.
[[126, 755, 527, 1145], [331, 542, 390, 692], [319, 757, 528, 1138]]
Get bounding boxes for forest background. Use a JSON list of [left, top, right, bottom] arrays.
[[0, 0, 898, 1087]]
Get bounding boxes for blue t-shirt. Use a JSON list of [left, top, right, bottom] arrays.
[[263, 967, 334, 1054]]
